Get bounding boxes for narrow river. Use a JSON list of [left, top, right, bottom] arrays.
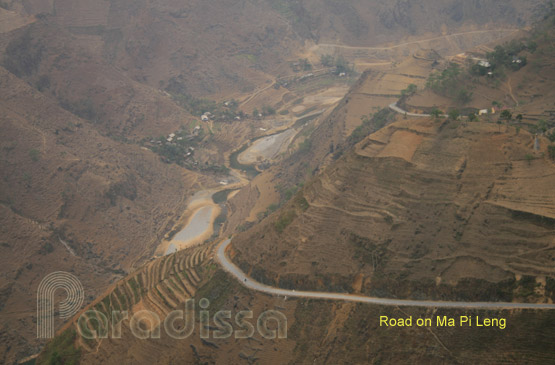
[[157, 90, 336, 258], [164, 205, 215, 255], [158, 122, 302, 257]]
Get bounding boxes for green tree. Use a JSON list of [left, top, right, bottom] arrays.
[[525, 153, 534, 165], [426, 63, 461, 96], [401, 84, 417, 96], [262, 105, 276, 115], [335, 56, 350, 74], [456, 89, 473, 104], [527, 40, 538, 53], [468, 113, 477, 122], [537, 119, 548, 133], [448, 109, 460, 121], [300, 58, 312, 71], [320, 54, 334, 67], [430, 108, 442, 119], [516, 114, 523, 123], [470, 64, 486, 76], [500, 110, 512, 122]]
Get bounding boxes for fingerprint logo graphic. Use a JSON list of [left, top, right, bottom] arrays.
[[37, 272, 84, 338]]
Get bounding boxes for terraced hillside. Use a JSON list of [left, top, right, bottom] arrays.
[[230, 17, 555, 304], [231, 115, 555, 302], [40, 244, 215, 363]]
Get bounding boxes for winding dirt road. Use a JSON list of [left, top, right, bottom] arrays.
[[216, 239, 555, 310], [314, 29, 520, 52]]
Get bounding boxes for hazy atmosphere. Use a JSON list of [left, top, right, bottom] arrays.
[[0, 1, 554, 364]]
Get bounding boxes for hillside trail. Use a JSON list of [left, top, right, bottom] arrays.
[[314, 29, 520, 52], [240, 81, 276, 108], [507, 76, 518, 106]]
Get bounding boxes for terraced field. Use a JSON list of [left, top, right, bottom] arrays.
[[74, 244, 214, 352]]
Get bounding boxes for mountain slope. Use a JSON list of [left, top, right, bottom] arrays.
[[0, 64, 204, 363]]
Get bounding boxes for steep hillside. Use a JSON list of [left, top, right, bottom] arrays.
[[0, 21, 195, 139], [0, 65, 205, 363], [6, 0, 301, 97], [289, 0, 545, 45], [232, 115, 555, 300], [39, 244, 555, 364], [230, 18, 555, 302], [38, 244, 301, 365]]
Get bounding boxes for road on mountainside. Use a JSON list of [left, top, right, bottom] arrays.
[[216, 239, 555, 310], [389, 102, 432, 117]]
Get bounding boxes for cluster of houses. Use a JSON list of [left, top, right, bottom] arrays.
[[201, 109, 242, 122], [476, 59, 494, 76], [478, 108, 495, 116], [148, 125, 202, 147], [512, 56, 524, 65], [451, 51, 525, 76], [201, 112, 213, 121]]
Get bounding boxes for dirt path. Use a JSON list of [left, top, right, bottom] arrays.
[[240, 81, 276, 107], [314, 29, 520, 52], [507, 77, 519, 106]]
